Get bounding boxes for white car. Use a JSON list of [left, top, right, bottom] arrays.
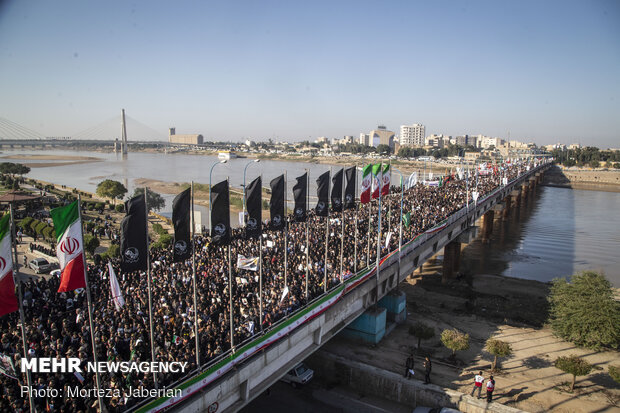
[[28, 258, 52, 274], [280, 362, 314, 388]]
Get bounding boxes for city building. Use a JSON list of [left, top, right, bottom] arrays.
[[370, 125, 395, 149], [480, 136, 504, 149], [168, 128, 203, 145], [399, 123, 425, 147], [359, 133, 371, 146]]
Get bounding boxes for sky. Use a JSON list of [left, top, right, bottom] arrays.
[[0, 0, 619, 148]]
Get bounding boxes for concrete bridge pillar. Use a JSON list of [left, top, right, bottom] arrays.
[[511, 190, 521, 210], [481, 210, 495, 243], [502, 196, 511, 219], [442, 241, 461, 284]]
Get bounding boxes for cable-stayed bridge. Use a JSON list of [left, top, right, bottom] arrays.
[[0, 112, 166, 147]]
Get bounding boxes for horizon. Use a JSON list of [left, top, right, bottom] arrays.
[[0, 1, 618, 148]]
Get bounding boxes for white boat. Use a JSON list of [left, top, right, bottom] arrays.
[[218, 151, 236, 160]]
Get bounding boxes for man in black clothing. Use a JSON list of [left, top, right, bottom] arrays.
[[424, 357, 432, 384], [405, 354, 415, 378]]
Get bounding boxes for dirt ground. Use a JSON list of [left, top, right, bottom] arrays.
[[322, 258, 620, 413]]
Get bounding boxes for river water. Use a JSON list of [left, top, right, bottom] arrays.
[[4, 149, 620, 287]]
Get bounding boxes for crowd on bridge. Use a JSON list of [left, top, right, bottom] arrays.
[[0, 161, 537, 412]]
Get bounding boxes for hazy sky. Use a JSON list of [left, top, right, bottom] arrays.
[[1, 0, 619, 147]]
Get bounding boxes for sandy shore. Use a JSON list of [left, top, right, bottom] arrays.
[[2, 154, 103, 168]]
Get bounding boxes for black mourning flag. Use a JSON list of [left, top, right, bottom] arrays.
[[331, 168, 343, 212], [293, 173, 307, 222], [245, 176, 262, 239], [344, 166, 356, 210], [120, 195, 148, 273], [315, 171, 330, 217], [269, 175, 285, 230], [172, 188, 191, 262], [210, 180, 230, 245]]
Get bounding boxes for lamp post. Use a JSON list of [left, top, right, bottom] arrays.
[[242, 159, 261, 225], [391, 167, 404, 274], [209, 159, 227, 231]]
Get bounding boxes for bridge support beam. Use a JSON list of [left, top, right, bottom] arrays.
[[502, 196, 511, 219], [442, 241, 461, 284], [481, 210, 495, 243], [511, 190, 521, 210]]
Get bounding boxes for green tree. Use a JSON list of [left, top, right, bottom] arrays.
[[440, 329, 470, 359], [102, 244, 120, 260], [96, 180, 127, 204], [83, 234, 100, 257], [548, 271, 620, 349], [409, 322, 435, 351], [554, 355, 592, 392], [485, 338, 513, 371], [609, 365, 620, 385], [0, 162, 31, 176], [376, 144, 392, 155], [132, 187, 165, 212]]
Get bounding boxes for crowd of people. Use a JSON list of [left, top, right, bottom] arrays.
[[0, 162, 536, 412]]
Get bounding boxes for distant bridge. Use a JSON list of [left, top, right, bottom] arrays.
[[131, 162, 552, 413]]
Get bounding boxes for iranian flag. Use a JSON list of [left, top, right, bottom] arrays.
[[371, 163, 382, 199], [360, 165, 373, 204], [0, 214, 18, 317], [50, 201, 86, 292], [381, 163, 390, 196]]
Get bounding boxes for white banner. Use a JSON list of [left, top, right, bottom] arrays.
[[236, 255, 259, 271]]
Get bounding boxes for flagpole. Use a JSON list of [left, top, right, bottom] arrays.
[[9, 204, 34, 413], [305, 170, 309, 302], [284, 170, 288, 288], [190, 181, 200, 369], [376, 163, 382, 284], [366, 200, 371, 270], [324, 168, 330, 293], [227, 177, 234, 351], [77, 195, 104, 410], [144, 188, 158, 389], [354, 165, 358, 274], [340, 168, 344, 283], [392, 168, 404, 277], [387, 161, 391, 235]]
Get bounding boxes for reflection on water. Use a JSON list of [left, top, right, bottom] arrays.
[[461, 186, 620, 287]]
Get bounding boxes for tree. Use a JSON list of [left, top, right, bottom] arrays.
[[133, 188, 165, 212], [83, 234, 100, 257], [409, 322, 435, 351], [0, 162, 31, 176], [440, 329, 469, 359], [96, 180, 127, 203], [376, 144, 392, 155], [548, 271, 620, 349], [554, 355, 592, 392], [485, 338, 513, 371]]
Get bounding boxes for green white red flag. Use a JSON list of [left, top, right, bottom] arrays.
[[381, 163, 390, 196], [50, 201, 86, 292], [0, 214, 18, 317], [371, 163, 382, 199], [360, 165, 372, 204]]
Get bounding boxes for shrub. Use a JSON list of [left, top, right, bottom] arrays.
[[409, 322, 435, 351], [485, 338, 513, 371], [115, 204, 125, 213], [83, 234, 100, 257], [609, 365, 620, 385], [554, 355, 592, 392], [440, 329, 470, 358]]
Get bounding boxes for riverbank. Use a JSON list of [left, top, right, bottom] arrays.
[[543, 165, 620, 192], [320, 259, 620, 412], [1, 153, 103, 168]]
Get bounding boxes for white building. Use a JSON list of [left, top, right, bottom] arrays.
[[359, 133, 371, 146], [480, 136, 504, 149], [399, 123, 426, 147]]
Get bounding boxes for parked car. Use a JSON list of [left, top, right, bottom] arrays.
[[28, 258, 52, 274], [50, 269, 61, 278], [280, 362, 314, 388]]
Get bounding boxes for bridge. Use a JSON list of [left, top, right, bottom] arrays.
[[131, 162, 551, 413]]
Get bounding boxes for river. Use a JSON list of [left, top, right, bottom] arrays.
[[3, 148, 620, 287]]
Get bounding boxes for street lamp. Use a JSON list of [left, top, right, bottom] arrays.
[[391, 167, 404, 274], [209, 159, 227, 231], [242, 159, 261, 224]]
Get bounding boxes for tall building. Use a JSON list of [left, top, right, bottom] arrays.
[[359, 133, 370, 146], [370, 125, 395, 149], [399, 123, 425, 147]]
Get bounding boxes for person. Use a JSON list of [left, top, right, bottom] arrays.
[[424, 357, 432, 384], [471, 371, 484, 398], [405, 354, 415, 378], [486, 375, 495, 402]]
